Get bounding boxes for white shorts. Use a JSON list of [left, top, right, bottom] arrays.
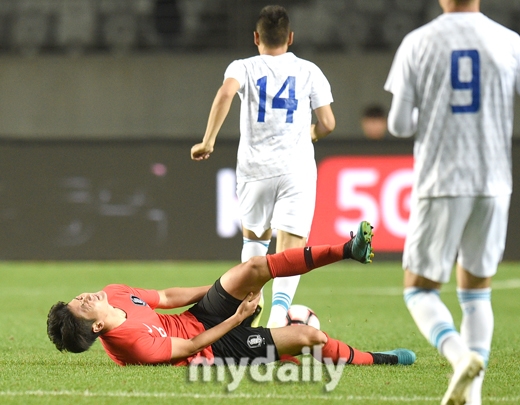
[[237, 172, 317, 239], [403, 195, 510, 283]]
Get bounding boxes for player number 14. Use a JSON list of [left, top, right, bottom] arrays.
[[256, 76, 299, 123]]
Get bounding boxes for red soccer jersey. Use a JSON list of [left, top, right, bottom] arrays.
[[99, 284, 214, 366]]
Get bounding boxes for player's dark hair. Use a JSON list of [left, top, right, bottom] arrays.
[[47, 301, 101, 353], [256, 5, 290, 48], [362, 104, 387, 119]]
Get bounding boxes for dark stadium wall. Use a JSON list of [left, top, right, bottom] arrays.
[[1, 53, 520, 140], [1, 138, 519, 261], [0, 53, 391, 139]]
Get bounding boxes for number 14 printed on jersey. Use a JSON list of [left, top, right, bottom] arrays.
[[256, 76, 299, 123]]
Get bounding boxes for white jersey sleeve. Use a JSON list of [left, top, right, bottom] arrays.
[[385, 12, 520, 198], [224, 52, 333, 182]]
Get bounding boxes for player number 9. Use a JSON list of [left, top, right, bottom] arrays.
[[451, 49, 480, 114]]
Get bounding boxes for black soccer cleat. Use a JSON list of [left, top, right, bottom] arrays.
[[371, 349, 416, 365]]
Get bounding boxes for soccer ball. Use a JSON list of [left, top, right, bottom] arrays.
[[285, 304, 320, 330]]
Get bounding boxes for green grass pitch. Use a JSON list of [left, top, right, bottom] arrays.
[[0, 260, 519, 404]]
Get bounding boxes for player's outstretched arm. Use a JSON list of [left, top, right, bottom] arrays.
[[169, 292, 259, 361], [156, 285, 212, 309], [191, 78, 240, 161]]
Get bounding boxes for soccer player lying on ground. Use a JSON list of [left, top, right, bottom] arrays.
[[47, 221, 416, 367]]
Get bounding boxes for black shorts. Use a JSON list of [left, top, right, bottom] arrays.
[[188, 278, 279, 365]]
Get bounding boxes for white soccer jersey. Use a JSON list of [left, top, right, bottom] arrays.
[[385, 12, 520, 198], [224, 52, 333, 182]]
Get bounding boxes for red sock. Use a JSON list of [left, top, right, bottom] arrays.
[[266, 244, 345, 278], [319, 332, 374, 365]]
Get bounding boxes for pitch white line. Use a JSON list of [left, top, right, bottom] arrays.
[[312, 279, 520, 296], [0, 390, 518, 403]]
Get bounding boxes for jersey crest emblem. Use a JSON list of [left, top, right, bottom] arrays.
[[247, 334, 264, 349], [130, 295, 147, 306]]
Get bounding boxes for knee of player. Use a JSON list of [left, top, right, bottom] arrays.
[[301, 326, 327, 346], [244, 256, 270, 278]]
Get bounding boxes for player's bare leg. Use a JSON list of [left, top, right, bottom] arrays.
[[241, 227, 271, 326], [220, 256, 272, 302]]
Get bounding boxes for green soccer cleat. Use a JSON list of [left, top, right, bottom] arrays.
[[371, 348, 417, 365], [344, 221, 374, 264]]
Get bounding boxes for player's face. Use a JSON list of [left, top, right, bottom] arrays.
[[68, 290, 109, 321]]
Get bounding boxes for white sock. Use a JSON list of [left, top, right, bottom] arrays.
[[457, 288, 493, 405], [267, 275, 300, 328], [457, 288, 493, 365], [241, 238, 270, 262], [404, 287, 470, 367]]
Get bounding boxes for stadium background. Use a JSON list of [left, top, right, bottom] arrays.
[[1, 0, 520, 260]]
